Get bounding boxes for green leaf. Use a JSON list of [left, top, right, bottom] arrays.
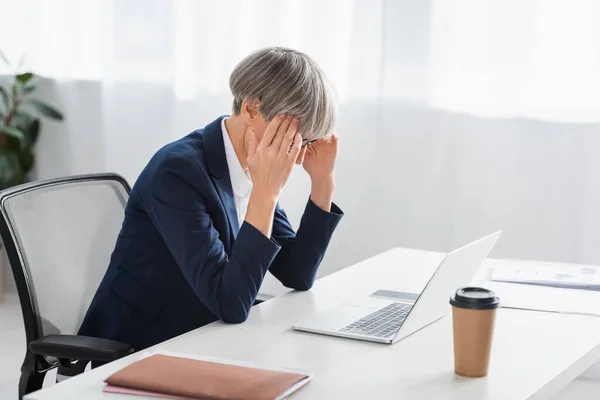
[[19, 148, 34, 173], [16, 72, 34, 84], [29, 99, 64, 120], [0, 149, 24, 190], [0, 125, 25, 142], [14, 110, 34, 125], [0, 86, 9, 111], [25, 119, 40, 148], [0, 50, 10, 67], [12, 115, 38, 149], [22, 85, 36, 95]]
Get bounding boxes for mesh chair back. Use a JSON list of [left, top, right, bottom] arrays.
[[0, 175, 129, 351]]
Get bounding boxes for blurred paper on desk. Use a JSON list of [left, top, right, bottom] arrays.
[[487, 259, 600, 291], [482, 280, 600, 316], [470, 259, 600, 316]]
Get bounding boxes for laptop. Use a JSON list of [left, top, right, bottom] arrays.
[[293, 231, 501, 344]]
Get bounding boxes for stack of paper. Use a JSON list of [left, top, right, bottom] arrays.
[[472, 259, 600, 316], [488, 259, 600, 291]]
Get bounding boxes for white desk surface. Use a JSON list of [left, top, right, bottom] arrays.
[[26, 248, 600, 400]]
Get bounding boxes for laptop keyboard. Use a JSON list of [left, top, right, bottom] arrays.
[[338, 302, 412, 338]]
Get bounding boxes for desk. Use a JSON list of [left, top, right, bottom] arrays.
[[26, 248, 600, 399]]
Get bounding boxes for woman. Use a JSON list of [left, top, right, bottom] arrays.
[[79, 47, 343, 351]]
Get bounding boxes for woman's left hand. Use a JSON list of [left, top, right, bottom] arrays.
[[301, 133, 338, 212], [302, 132, 339, 183]]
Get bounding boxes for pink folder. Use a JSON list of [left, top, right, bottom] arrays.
[[104, 384, 189, 399]]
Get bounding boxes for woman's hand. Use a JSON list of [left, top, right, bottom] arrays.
[[302, 133, 339, 212], [245, 115, 302, 237], [302, 132, 339, 182], [247, 115, 302, 200]]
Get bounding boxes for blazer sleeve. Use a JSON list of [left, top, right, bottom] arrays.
[[268, 198, 343, 290], [144, 156, 281, 323]]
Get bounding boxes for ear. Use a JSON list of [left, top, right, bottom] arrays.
[[240, 99, 261, 125]]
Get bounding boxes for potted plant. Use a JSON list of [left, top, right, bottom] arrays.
[[0, 53, 64, 189], [0, 51, 64, 301]]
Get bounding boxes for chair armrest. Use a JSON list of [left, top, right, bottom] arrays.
[[30, 334, 133, 362]]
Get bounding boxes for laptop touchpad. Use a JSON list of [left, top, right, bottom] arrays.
[[370, 290, 419, 304]]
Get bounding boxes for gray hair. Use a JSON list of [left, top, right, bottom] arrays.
[[229, 47, 337, 141]]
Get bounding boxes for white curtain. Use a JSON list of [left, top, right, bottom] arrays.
[[2, 0, 600, 295]]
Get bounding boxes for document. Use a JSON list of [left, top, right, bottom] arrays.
[[488, 259, 600, 291], [471, 259, 600, 316]]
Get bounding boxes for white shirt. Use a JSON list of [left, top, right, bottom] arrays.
[[221, 118, 253, 229]]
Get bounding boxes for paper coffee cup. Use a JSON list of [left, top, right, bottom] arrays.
[[450, 287, 500, 377]]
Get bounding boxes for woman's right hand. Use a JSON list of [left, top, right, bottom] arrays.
[[244, 115, 302, 238], [246, 115, 302, 202]]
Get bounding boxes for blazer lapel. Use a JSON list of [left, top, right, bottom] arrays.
[[202, 116, 240, 243]]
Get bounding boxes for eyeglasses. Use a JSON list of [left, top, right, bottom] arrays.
[[302, 139, 317, 148]]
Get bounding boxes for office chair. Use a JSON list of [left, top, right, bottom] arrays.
[[0, 174, 135, 399]]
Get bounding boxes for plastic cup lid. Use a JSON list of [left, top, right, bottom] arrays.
[[450, 287, 500, 310]]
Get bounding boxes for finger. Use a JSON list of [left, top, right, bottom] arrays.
[[280, 117, 298, 153], [259, 114, 286, 148], [330, 132, 339, 151], [288, 133, 302, 162], [275, 116, 293, 149], [246, 129, 259, 161], [295, 145, 307, 165], [330, 132, 339, 144]]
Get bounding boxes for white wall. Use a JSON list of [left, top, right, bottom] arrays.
[[4, 78, 600, 295]]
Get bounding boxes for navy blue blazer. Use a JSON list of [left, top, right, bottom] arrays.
[[79, 117, 343, 351]]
